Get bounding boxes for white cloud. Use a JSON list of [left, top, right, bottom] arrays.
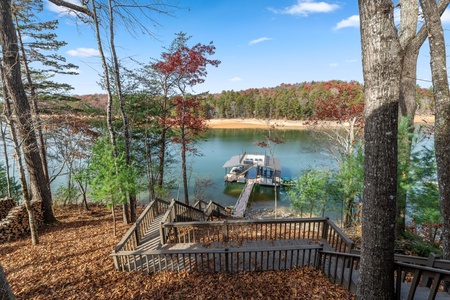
[[67, 48, 100, 58], [334, 15, 360, 30], [329, 63, 339, 67], [270, 0, 340, 16], [230, 77, 242, 82], [345, 59, 357, 63], [248, 37, 272, 46]]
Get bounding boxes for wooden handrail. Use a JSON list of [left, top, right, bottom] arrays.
[[112, 244, 323, 256], [351, 250, 450, 270], [324, 218, 354, 252], [162, 218, 329, 245], [112, 244, 323, 273], [114, 198, 169, 253]]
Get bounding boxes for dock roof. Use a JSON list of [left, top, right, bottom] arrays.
[[222, 154, 281, 171]]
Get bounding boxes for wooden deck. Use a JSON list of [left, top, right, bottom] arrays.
[[112, 198, 450, 299]]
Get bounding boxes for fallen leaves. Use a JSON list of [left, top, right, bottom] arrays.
[[1, 206, 354, 299]]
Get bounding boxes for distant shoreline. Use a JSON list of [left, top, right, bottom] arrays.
[[206, 116, 435, 129]]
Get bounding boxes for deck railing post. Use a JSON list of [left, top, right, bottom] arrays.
[[160, 222, 166, 245], [134, 226, 140, 247], [113, 254, 122, 271], [223, 220, 228, 243], [321, 218, 329, 242], [225, 248, 230, 272]]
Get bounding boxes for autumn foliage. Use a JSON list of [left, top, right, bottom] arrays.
[[153, 41, 220, 86]]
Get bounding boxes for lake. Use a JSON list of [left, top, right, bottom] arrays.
[[167, 128, 337, 210]]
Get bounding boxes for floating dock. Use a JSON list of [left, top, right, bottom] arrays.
[[223, 152, 281, 187], [224, 153, 282, 218]]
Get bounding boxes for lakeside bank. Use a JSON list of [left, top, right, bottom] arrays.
[[206, 116, 435, 129]]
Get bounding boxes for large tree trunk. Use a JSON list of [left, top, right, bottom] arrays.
[[357, 1, 402, 299], [15, 17, 51, 191], [0, 264, 14, 300], [420, 0, 450, 261], [395, 0, 450, 238], [0, 0, 56, 224], [1, 76, 37, 245], [395, 0, 424, 239]]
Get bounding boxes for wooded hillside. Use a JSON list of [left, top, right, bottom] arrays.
[[74, 81, 434, 121]]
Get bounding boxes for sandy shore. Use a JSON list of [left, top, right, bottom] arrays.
[[206, 116, 435, 129]]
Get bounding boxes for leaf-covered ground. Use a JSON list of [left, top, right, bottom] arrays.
[[1, 206, 354, 299]]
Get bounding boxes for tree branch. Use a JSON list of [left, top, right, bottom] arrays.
[[48, 0, 94, 18]]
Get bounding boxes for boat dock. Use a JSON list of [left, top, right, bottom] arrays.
[[231, 179, 256, 217]]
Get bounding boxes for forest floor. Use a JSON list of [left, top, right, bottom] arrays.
[[1, 206, 354, 300], [206, 115, 435, 129]]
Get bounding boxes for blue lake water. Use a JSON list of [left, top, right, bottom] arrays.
[[167, 128, 337, 209]]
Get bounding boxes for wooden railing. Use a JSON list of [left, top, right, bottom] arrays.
[[395, 261, 450, 299], [322, 217, 354, 252], [161, 217, 354, 252], [317, 250, 361, 293], [111, 244, 323, 273], [318, 250, 450, 297], [193, 200, 229, 220], [160, 199, 207, 244], [113, 198, 169, 253]]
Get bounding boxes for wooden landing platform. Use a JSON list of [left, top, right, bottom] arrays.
[[125, 239, 330, 273], [158, 238, 333, 251], [232, 179, 255, 217]]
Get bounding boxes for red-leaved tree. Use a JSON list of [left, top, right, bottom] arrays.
[[153, 32, 220, 204]]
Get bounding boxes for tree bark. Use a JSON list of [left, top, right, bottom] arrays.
[[0, 264, 14, 300], [420, 0, 450, 261], [15, 16, 51, 190], [0, 0, 56, 224], [396, 0, 450, 238], [357, 1, 402, 299]]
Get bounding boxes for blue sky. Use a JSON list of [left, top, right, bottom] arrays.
[[42, 0, 450, 95]]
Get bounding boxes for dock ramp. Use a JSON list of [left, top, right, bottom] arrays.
[[231, 179, 256, 217]]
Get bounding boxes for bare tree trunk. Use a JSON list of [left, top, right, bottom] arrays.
[[0, 3, 42, 245], [357, 1, 401, 299], [181, 130, 189, 205], [0, 119, 12, 197], [420, 0, 450, 261], [108, 0, 136, 222], [15, 15, 51, 188], [395, 0, 450, 238], [0, 0, 56, 224], [0, 63, 38, 245], [90, 0, 129, 224], [0, 264, 14, 300], [111, 204, 116, 237]]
